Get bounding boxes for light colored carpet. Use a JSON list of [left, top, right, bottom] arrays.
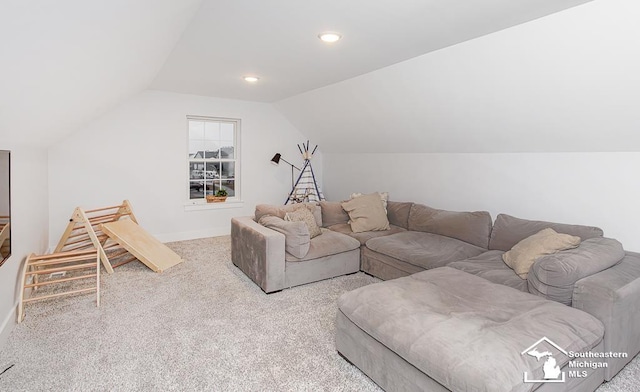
[[0, 236, 638, 391]]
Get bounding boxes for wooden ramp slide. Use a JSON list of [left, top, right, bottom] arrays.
[[55, 200, 182, 273], [101, 219, 182, 273]]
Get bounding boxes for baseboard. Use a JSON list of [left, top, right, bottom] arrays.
[[0, 303, 17, 350], [154, 227, 230, 243]]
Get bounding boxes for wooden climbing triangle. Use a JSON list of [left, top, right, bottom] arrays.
[[55, 200, 182, 273]]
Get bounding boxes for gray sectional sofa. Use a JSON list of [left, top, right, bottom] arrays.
[[231, 199, 640, 391]]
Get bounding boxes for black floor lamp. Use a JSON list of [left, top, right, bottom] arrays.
[[271, 153, 300, 188]]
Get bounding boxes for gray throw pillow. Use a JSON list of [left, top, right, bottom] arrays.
[[258, 215, 310, 259]]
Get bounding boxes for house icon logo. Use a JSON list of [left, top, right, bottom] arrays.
[[521, 337, 567, 383]]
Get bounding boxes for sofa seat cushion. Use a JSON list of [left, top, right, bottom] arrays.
[[366, 231, 485, 270], [285, 229, 360, 262], [328, 223, 407, 246], [338, 267, 604, 392], [448, 250, 527, 292]]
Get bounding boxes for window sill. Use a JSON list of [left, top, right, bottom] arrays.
[[184, 200, 245, 212]]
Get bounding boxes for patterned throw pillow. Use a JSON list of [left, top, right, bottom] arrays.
[[285, 207, 322, 238]]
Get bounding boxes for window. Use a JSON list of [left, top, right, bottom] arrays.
[[187, 116, 240, 202]]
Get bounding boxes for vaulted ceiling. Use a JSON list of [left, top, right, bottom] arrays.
[[151, 0, 592, 103], [1, 0, 607, 148], [0, 0, 202, 146]]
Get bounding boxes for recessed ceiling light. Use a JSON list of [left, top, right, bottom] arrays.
[[318, 32, 342, 43], [243, 76, 259, 83]]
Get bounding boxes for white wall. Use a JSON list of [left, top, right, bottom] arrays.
[[0, 146, 49, 348], [324, 152, 640, 251], [48, 90, 320, 245]]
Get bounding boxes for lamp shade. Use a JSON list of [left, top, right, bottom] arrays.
[[270, 153, 281, 165]]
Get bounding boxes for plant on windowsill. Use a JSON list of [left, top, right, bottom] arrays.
[[206, 189, 228, 203]]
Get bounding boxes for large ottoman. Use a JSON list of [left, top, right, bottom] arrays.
[[336, 267, 606, 392]]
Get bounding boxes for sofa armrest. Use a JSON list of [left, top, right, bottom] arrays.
[[231, 216, 286, 293], [572, 251, 640, 380]]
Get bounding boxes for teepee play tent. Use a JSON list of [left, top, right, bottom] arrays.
[[285, 141, 325, 205]]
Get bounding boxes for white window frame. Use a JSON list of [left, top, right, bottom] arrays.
[[186, 115, 241, 205]]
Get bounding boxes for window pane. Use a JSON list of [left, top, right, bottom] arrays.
[[189, 162, 205, 180], [205, 181, 215, 196], [189, 181, 204, 199], [189, 121, 205, 140], [220, 162, 234, 178], [221, 123, 235, 159], [205, 162, 219, 179], [220, 123, 234, 141], [204, 140, 220, 158], [204, 122, 220, 141], [220, 145, 234, 159], [221, 180, 235, 197], [189, 140, 206, 158]]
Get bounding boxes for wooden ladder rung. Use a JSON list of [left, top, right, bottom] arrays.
[[24, 274, 97, 288], [112, 256, 137, 268], [59, 244, 94, 253], [84, 204, 122, 214], [28, 255, 99, 267], [22, 287, 97, 303], [29, 249, 97, 261], [26, 263, 97, 275]]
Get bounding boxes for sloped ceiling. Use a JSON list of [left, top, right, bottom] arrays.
[[151, 0, 592, 103], [0, 0, 202, 146], [275, 0, 640, 153], [1, 0, 606, 149]]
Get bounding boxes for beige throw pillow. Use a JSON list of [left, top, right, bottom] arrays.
[[350, 191, 389, 212], [503, 228, 581, 279], [341, 192, 390, 233], [285, 207, 322, 238]]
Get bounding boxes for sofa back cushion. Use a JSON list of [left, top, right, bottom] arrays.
[[386, 201, 413, 229], [489, 214, 604, 251], [255, 203, 322, 227], [527, 237, 624, 305], [407, 203, 492, 249], [319, 201, 349, 227]]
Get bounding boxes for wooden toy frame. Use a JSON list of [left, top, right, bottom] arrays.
[[17, 248, 100, 323]]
